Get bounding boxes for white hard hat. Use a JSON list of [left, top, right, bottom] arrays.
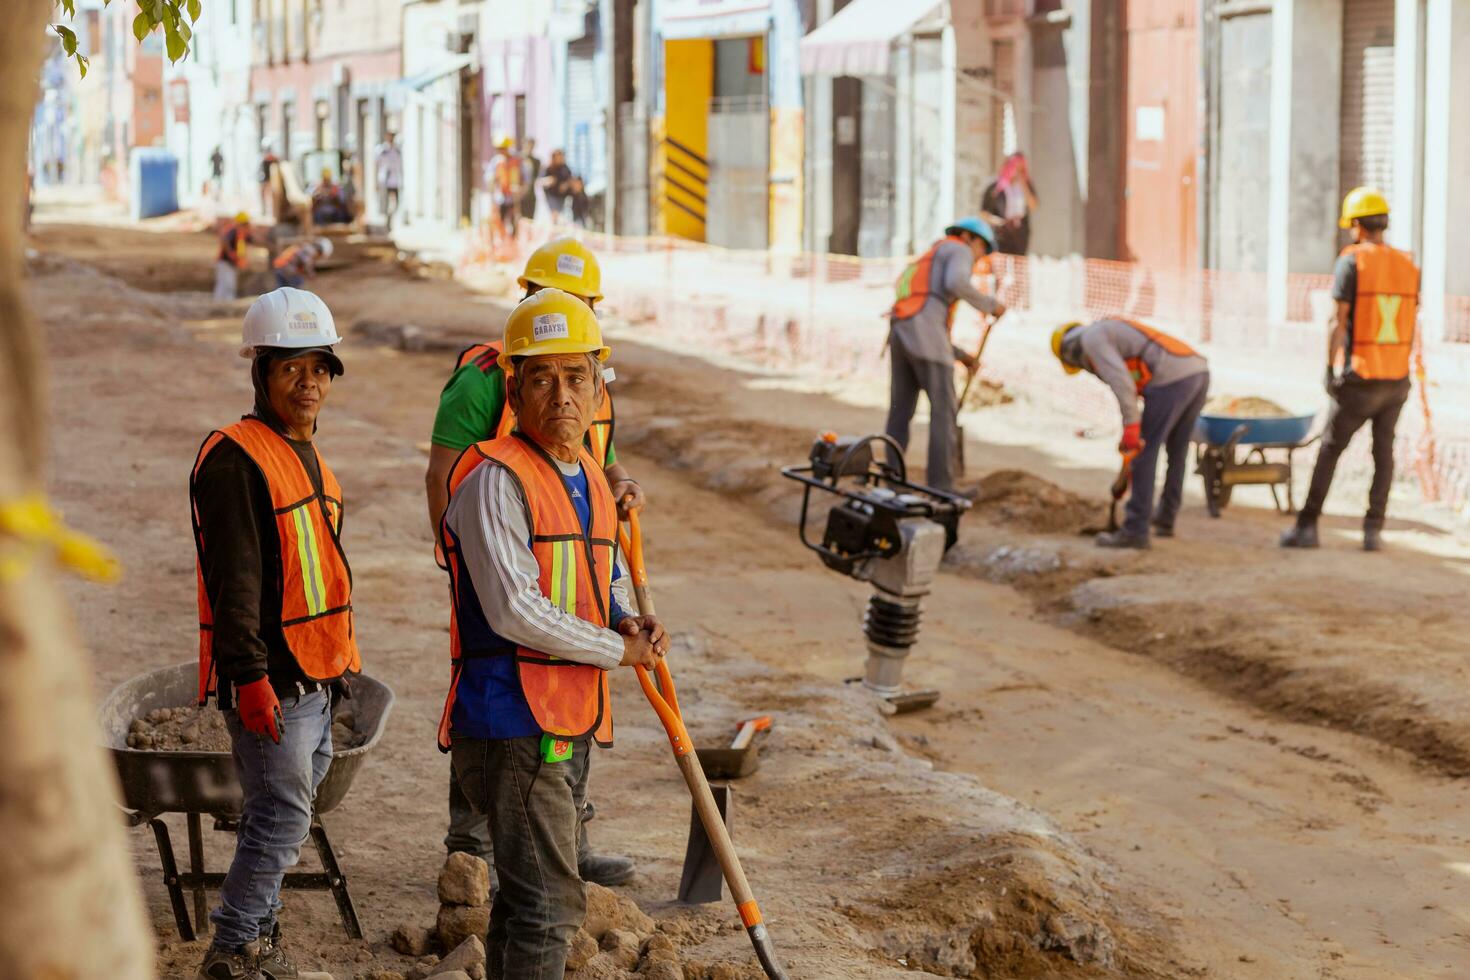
[[315, 237, 334, 259], [240, 287, 343, 373]]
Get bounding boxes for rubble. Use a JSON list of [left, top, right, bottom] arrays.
[[427, 935, 484, 978], [127, 702, 363, 751], [389, 925, 436, 958], [437, 852, 492, 908]]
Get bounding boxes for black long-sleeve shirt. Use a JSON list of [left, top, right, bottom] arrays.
[[194, 426, 334, 706]]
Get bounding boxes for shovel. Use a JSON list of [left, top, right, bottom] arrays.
[[955, 312, 1002, 478], [618, 512, 790, 980], [698, 716, 773, 780], [1083, 449, 1141, 535]]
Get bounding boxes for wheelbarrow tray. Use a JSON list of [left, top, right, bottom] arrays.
[[98, 662, 393, 820], [1193, 413, 1316, 447]]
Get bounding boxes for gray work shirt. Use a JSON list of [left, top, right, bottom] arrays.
[[1078, 318, 1209, 425], [889, 239, 1003, 364], [445, 454, 632, 670]]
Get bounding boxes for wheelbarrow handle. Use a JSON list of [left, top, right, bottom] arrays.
[[619, 513, 790, 980]]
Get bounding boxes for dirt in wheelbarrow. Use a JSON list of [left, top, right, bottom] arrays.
[[32, 218, 1470, 980], [128, 704, 366, 753]]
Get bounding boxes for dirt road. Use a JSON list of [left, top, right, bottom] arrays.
[[29, 219, 1470, 979]]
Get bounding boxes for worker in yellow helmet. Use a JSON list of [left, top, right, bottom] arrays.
[[1281, 187, 1419, 552], [424, 238, 639, 889], [214, 211, 252, 300], [1051, 318, 1210, 548]]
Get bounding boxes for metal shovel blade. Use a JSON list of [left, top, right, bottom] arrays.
[[678, 783, 732, 904]]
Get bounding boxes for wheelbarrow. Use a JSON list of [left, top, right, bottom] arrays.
[[1192, 413, 1319, 517], [97, 662, 394, 941]]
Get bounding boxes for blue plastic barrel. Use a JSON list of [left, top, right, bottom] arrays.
[[131, 148, 179, 219]]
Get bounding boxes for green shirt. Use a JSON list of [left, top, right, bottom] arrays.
[[431, 361, 618, 464]]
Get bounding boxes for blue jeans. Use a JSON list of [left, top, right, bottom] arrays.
[[1125, 371, 1210, 537], [210, 688, 332, 950]]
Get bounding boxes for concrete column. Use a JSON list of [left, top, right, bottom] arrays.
[[939, 22, 957, 226], [893, 40, 914, 255], [1266, 0, 1343, 321], [1390, 0, 1426, 254], [1418, 0, 1470, 337]]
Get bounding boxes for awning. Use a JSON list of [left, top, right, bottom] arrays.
[[659, 0, 771, 41], [799, 0, 943, 77], [395, 53, 475, 93]]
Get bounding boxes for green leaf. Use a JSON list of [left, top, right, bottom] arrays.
[[165, 24, 186, 62], [132, 11, 150, 42], [57, 0, 77, 17], [53, 24, 78, 57], [186, 0, 201, 21], [176, 19, 191, 42], [77, 53, 89, 79]]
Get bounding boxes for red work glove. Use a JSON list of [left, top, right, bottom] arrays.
[[1119, 422, 1143, 456], [236, 677, 283, 744]]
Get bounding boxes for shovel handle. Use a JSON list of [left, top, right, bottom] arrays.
[[620, 513, 789, 980]]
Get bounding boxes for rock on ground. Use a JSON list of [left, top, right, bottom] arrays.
[[390, 924, 436, 957], [438, 852, 492, 907], [436, 903, 490, 953], [428, 935, 484, 977]]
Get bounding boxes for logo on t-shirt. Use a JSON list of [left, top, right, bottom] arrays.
[[533, 313, 569, 340], [555, 254, 585, 278]]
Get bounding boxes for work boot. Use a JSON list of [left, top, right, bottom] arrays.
[[1150, 519, 1175, 538], [196, 944, 265, 980], [1279, 523, 1319, 549], [1095, 530, 1149, 550], [1363, 525, 1383, 552], [579, 851, 637, 886], [256, 929, 333, 980]]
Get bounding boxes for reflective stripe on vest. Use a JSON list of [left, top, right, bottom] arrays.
[[190, 418, 360, 703], [272, 244, 303, 271], [1343, 242, 1419, 381], [436, 433, 617, 752], [890, 236, 965, 328], [219, 228, 248, 268], [1118, 320, 1198, 393]]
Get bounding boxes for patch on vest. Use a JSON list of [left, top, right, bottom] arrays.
[[533, 313, 570, 340], [555, 254, 585, 278], [1375, 295, 1402, 343]]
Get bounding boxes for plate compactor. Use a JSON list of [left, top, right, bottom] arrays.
[[781, 433, 969, 713]]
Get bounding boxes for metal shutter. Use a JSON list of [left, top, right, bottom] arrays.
[[1339, 0, 1395, 203], [566, 37, 602, 193]]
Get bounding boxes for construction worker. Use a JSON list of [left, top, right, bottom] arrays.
[[311, 167, 348, 225], [489, 137, 521, 240], [1282, 187, 1419, 552], [1052, 319, 1210, 548], [885, 217, 1007, 491], [425, 236, 641, 887], [215, 212, 251, 301], [190, 288, 357, 980], [273, 237, 333, 289], [438, 289, 668, 978]]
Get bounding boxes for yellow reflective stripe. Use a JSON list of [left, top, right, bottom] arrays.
[[550, 538, 566, 611], [562, 541, 578, 613], [290, 505, 328, 617]]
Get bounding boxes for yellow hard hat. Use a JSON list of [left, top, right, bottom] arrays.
[[321, 167, 334, 180], [1052, 322, 1083, 375], [235, 211, 250, 224], [497, 136, 514, 150], [518, 237, 603, 302], [501, 288, 610, 375], [1339, 186, 1389, 228]]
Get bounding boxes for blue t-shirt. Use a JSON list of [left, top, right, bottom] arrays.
[[451, 463, 626, 740]]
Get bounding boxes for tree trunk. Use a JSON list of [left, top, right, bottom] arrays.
[[0, 4, 154, 977]]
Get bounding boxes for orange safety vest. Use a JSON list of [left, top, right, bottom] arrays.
[[272, 243, 305, 271], [436, 433, 617, 751], [1114, 319, 1199, 393], [452, 341, 615, 466], [219, 227, 248, 269], [1341, 242, 1418, 381], [890, 236, 968, 329], [190, 418, 360, 703]]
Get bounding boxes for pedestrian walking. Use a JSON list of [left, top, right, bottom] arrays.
[[214, 211, 252, 301], [979, 152, 1038, 256], [885, 217, 1006, 492], [189, 287, 358, 980], [540, 149, 572, 223], [426, 238, 642, 889], [374, 131, 402, 229], [1281, 187, 1419, 552], [258, 140, 279, 220], [569, 176, 590, 228], [209, 145, 225, 199], [519, 137, 541, 221], [489, 138, 521, 241], [1051, 318, 1210, 548], [438, 288, 668, 979]]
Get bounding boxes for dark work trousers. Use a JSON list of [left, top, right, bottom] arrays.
[[885, 334, 959, 491], [445, 769, 595, 877], [451, 735, 590, 980], [1297, 376, 1411, 529], [1125, 371, 1210, 537]]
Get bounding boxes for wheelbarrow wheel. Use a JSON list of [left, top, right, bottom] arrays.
[[1206, 483, 1231, 517]]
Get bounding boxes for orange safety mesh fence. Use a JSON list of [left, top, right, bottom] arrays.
[[463, 220, 1470, 513]]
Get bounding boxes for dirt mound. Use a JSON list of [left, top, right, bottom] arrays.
[[1202, 394, 1292, 418], [128, 703, 364, 752], [969, 470, 1103, 534], [962, 377, 1014, 410]]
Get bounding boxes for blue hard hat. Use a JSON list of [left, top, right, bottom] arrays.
[[944, 217, 996, 251]]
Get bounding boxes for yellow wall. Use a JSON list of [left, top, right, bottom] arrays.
[[658, 39, 713, 241]]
